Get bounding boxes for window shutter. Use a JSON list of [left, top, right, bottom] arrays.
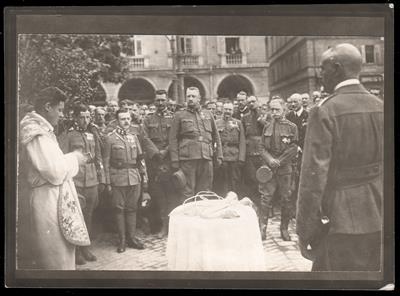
[[375, 44, 382, 65], [195, 36, 202, 55], [361, 45, 366, 63], [186, 38, 193, 54], [217, 36, 226, 54], [136, 40, 142, 56]]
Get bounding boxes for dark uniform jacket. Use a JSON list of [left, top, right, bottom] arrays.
[[59, 125, 105, 187], [103, 129, 147, 187], [242, 108, 266, 156], [216, 117, 246, 162], [232, 106, 250, 120], [169, 108, 223, 162], [143, 109, 174, 151], [261, 118, 298, 175], [286, 108, 308, 149], [296, 84, 383, 244]]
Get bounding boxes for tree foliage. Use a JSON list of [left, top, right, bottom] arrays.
[[18, 34, 134, 106]]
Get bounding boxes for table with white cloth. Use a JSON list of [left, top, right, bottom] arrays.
[[166, 195, 266, 271]]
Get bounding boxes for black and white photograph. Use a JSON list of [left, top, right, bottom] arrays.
[[4, 5, 394, 289]]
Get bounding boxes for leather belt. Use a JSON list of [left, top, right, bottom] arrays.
[[180, 135, 211, 143], [247, 136, 261, 139], [110, 161, 138, 169], [335, 162, 382, 187], [223, 143, 239, 147]]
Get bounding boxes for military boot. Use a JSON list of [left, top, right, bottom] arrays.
[[280, 207, 291, 241], [81, 246, 97, 262], [75, 247, 86, 265], [126, 211, 145, 250], [116, 210, 126, 253]]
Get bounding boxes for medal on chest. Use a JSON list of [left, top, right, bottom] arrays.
[[127, 134, 135, 143], [228, 120, 238, 129], [282, 136, 291, 144], [85, 132, 94, 141]]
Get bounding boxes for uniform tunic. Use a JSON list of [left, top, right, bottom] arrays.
[[103, 129, 146, 211], [259, 118, 298, 217], [296, 83, 383, 271], [143, 110, 177, 219], [106, 119, 158, 160], [215, 117, 246, 196], [241, 108, 266, 203], [169, 107, 223, 200], [59, 125, 105, 235]]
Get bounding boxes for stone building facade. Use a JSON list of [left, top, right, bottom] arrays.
[[98, 35, 270, 105], [266, 36, 384, 99]]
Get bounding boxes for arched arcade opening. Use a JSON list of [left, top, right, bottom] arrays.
[[217, 75, 254, 100], [168, 76, 206, 102], [118, 78, 156, 104]]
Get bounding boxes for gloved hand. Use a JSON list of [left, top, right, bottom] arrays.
[[268, 158, 281, 168], [106, 184, 112, 193]]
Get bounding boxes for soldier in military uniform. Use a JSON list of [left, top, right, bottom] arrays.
[[215, 101, 224, 121], [297, 44, 383, 271], [286, 93, 309, 218], [259, 98, 298, 241], [106, 100, 158, 161], [105, 101, 118, 124], [241, 95, 267, 208], [232, 91, 250, 120], [103, 109, 148, 253], [91, 106, 114, 233], [169, 87, 223, 201], [59, 104, 105, 265], [215, 102, 246, 196], [143, 90, 176, 237]]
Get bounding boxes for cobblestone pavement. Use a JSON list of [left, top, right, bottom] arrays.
[[77, 210, 312, 272]]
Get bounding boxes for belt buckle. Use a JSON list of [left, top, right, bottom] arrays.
[[198, 136, 203, 141]]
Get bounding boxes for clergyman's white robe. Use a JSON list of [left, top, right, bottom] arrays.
[[20, 112, 89, 270]]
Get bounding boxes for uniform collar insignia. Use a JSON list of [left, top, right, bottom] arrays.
[[74, 123, 88, 133], [116, 127, 127, 136]]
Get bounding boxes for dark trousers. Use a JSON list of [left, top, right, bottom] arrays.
[[112, 185, 141, 241], [243, 155, 263, 207], [94, 185, 115, 233], [312, 231, 382, 271], [147, 160, 179, 232], [76, 185, 99, 237], [259, 173, 292, 229], [219, 161, 242, 197], [180, 159, 213, 202], [111, 185, 141, 211]]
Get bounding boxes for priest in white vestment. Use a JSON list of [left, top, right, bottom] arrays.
[[19, 87, 90, 270]]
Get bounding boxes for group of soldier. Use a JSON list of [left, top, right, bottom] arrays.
[[50, 86, 326, 266], [18, 43, 383, 272]]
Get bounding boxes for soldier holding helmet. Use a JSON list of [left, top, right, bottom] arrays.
[[258, 98, 298, 241]]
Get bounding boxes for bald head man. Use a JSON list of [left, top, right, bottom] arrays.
[[320, 43, 363, 93]]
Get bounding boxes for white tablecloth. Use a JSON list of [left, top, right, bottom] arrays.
[[166, 201, 266, 271]]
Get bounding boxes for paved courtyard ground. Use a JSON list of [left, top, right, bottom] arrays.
[[77, 211, 312, 272]]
